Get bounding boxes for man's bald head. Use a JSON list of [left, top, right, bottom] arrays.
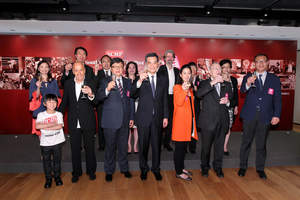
[[209, 63, 222, 79], [73, 62, 86, 82]]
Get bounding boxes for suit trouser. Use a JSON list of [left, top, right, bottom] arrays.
[[69, 128, 97, 176], [97, 105, 105, 148], [201, 123, 226, 170], [163, 95, 174, 146], [41, 143, 63, 179], [103, 127, 129, 174], [240, 112, 270, 171], [188, 137, 197, 151], [137, 122, 161, 173], [174, 141, 188, 174]]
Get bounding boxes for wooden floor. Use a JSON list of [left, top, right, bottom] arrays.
[[293, 123, 300, 133], [1, 166, 300, 200]]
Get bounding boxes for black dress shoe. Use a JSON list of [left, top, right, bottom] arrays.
[[201, 169, 209, 177], [54, 176, 63, 186], [164, 144, 173, 152], [71, 176, 79, 183], [89, 173, 96, 180], [105, 174, 113, 182], [238, 168, 246, 177], [256, 170, 267, 179], [224, 151, 230, 156], [153, 171, 162, 181], [122, 171, 132, 178], [44, 178, 52, 189], [140, 171, 147, 180], [214, 168, 224, 178]]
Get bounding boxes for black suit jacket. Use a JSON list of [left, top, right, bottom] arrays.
[[97, 76, 134, 129], [130, 73, 169, 127], [58, 78, 97, 131], [157, 65, 180, 91], [230, 76, 239, 108], [60, 64, 95, 87], [196, 79, 233, 132]]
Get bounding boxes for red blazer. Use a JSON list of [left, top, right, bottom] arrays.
[[172, 85, 198, 142]]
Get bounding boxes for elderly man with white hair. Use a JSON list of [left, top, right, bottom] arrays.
[[196, 63, 232, 178]]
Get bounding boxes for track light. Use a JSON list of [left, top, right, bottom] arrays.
[[59, 0, 69, 13], [125, 2, 136, 14]]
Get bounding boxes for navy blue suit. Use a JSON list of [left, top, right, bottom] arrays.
[[97, 76, 134, 174], [239, 72, 281, 171]]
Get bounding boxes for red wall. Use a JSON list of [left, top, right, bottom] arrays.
[[0, 35, 296, 134]]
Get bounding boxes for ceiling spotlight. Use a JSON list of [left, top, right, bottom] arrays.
[[125, 2, 136, 14], [204, 6, 213, 15], [59, 0, 70, 13]]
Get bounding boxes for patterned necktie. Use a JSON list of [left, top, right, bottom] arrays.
[[151, 75, 155, 97], [258, 74, 263, 90], [117, 79, 123, 98], [215, 83, 220, 96]]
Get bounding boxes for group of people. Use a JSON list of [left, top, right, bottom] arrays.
[[29, 46, 282, 188]]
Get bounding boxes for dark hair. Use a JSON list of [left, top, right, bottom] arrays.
[[125, 61, 138, 78], [74, 46, 88, 56], [34, 60, 52, 82], [145, 52, 159, 63], [188, 62, 197, 67], [254, 53, 269, 61], [178, 64, 192, 84], [110, 57, 124, 67], [100, 54, 112, 63], [220, 59, 232, 68], [44, 93, 58, 103]]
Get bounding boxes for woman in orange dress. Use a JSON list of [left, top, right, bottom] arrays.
[[172, 64, 198, 181]]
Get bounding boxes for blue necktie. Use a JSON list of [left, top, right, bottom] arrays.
[[258, 74, 263, 90], [151, 75, 155, 97]]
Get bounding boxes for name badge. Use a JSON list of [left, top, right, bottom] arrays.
[[127, 91, 130, 97], [268, 88, 274, 95]]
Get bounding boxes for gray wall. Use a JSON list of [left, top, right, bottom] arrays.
[[294, 41, 300, 124]]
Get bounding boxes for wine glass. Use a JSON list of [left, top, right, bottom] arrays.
[[81, 81, 87, 99], [250, 72, 257, 88], [111, 75, 117, 90]]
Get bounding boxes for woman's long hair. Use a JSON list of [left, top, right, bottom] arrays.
[[34, 60, 52, 82]]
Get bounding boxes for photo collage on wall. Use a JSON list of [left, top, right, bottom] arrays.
[[0, 56, 296, 90]]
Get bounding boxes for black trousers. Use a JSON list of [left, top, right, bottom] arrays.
[[69, 128, 97, 176], [200, 123, 226, 170], [97, 105, 105, 149], [188, 137, 197, 152], [137, 121, 161, 173], [41, 143, 63, 179], [240, 112, 270, 171], [103, 127, 129, 174], [163, 94, 174, 146], [174, 141, 188, 174]]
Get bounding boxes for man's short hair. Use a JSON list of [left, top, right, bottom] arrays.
[[74, 46, 88, 56], [100, 55, 112, 63], [163, 49, 175, 59], [145, 52, 159, 63], [111, 57, 124, 67], [254, 53, 269, 61], [44, 93, 58, 103], [219, 59, 232, 68]]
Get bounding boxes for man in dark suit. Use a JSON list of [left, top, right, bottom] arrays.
[[238, 54, 281, 179], [157, 49, 180, 151], [196, 63, 232, 178], [60, 46, 95, 87], [131, 52, 169, 181], [94, 55, 112, 151], [59, 62, 97, 183], [97, 58, 134, 182]]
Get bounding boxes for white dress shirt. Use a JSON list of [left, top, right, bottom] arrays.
[[167, 66, 175, 94], [75, 80, 83, 128]]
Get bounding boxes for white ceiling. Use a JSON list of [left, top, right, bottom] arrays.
[[1, 20, 300, 43]]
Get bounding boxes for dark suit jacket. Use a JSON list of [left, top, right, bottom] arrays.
[[130, 73, 169, 127], [60, 64, 95, 87], [240, 72, 281, 124], [97, 76, 134, 129], [196, 79, 233, 132], [230, 76, 239, 108], [157, 65, 180, 91], [58, 78, 97, 131]]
